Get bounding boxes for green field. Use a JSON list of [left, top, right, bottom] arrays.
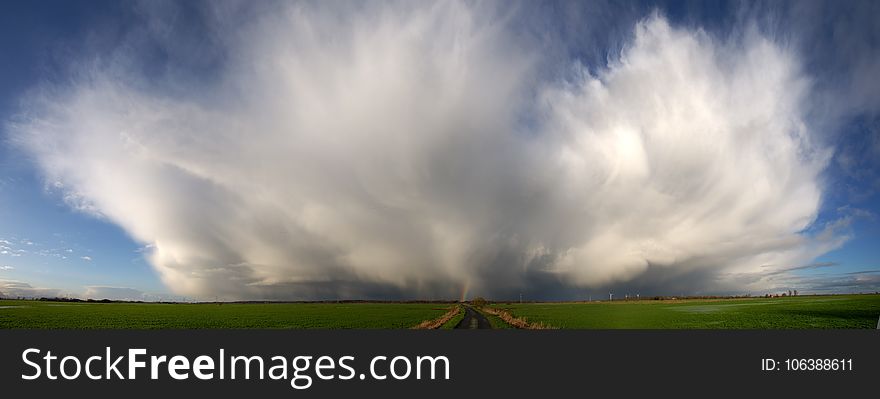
[[480, 310, 513, 329], [440, 307, 465, 329], [489, 294, 880, 329], [2, 294, 879, 328], [0, 300, 452, 329]]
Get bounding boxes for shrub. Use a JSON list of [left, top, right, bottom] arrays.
[[471, 297, 488, 307]]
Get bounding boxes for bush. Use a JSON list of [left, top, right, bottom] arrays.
[[471, 297, 488, 307]]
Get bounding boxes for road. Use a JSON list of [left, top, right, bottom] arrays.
[[455, 305, 492, 329]]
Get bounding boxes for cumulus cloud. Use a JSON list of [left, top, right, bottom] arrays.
[[7, 2, 847, 299], [0, 238, 27, 257], [535, 17, 835, 291]]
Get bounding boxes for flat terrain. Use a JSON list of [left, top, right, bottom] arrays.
[[2, 294, 878, 329], [490, 294, 880, 329], [0, 301, 452, 329]]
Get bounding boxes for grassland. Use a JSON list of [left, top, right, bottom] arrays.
[[0, 300, 453, 329], [489, 294, 880, 329], [2, 294, 878, 329], [440, 307, 466, 329], [481, 310, 513, 329]]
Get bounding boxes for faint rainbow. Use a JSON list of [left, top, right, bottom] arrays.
[[459, 280, 471, 302]]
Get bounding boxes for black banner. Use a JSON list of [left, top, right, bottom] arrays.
[[1, 330, 877, 397]]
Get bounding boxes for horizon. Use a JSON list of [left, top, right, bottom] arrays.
[[3, 290, 879, 304]]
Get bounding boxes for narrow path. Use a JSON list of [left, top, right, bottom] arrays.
[[455, 305, 492, 329]]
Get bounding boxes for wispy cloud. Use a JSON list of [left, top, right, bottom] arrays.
[[1, 236, 96, 264], [761, 262, 839, 276], [0, 266, 14, 271], [783, 271, 880, 294]]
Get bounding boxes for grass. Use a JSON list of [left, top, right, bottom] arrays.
[[480, 306, 551, 329], [413, 305, 461, 329], [440, 306, 465, 329], [3, 294, 878, 329], [0, 300, 452, 329], [479, 309, 513, 329], [489, 294, 880, 329]]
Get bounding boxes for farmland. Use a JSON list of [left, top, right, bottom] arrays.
[[1, 294, 879, 329], [488, 294, 880, 329], [0, 300, 453, 329]]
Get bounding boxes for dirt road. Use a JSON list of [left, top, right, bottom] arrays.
[[455, 305, 492, 329]]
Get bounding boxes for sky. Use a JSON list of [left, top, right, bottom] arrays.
[[0, 0, 879, 301]]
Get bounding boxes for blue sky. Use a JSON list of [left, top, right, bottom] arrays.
[[0, 119, 168, 297], [1, 1, 878, 301], [0, 1, 182, 299]]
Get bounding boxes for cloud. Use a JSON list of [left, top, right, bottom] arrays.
[[0, 239, 26, 256], [80, 256, 92, 261], [0, 280, 61, 298], [535, 15, 835, 290], [762, 261, 838, 276], [81, 286, 186, 302], [82, 286, 145, 301], [7, 3, 850, 299], [0, 266, 14, 271], [774, 270, 880, 295]]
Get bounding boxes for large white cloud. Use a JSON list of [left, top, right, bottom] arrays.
[[8, 3, 843, 299], [535, 16, 838, 291]]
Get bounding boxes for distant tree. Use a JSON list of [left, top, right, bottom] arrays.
[[471, 297, 488, 307], [793, 290, 798, 296]]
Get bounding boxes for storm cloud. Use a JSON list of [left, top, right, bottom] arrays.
[[8, 2, 852, 300]]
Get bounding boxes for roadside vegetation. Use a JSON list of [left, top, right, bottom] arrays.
[[480, 306, 553, 329], [440, 306, 466, 329], [413, 305, 462, 329], [481, 310, 513, 329]]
